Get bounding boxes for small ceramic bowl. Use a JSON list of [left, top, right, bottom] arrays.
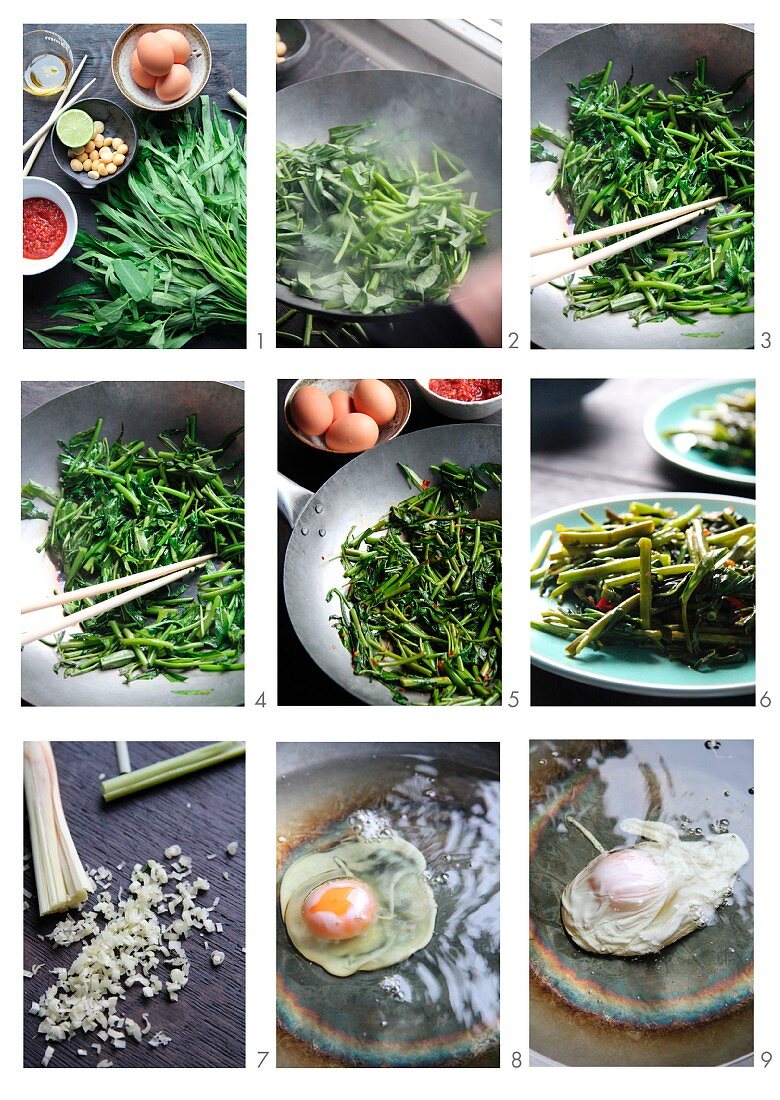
[[276, 19, 310, 80], [415, 379, 502, 421], [285, 378, 411, 454], [50, 98, 137, 190], [23, 176, 77, 276], [112, 24, 211, 111]]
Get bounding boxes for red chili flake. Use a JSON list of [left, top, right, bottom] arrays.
[[422, 479, 431, 488], [724, 597, 745, 609], [595, 597, 616, 611], [429, 379, 502, 402]]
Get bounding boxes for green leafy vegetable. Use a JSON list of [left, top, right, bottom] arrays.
[[31, 98, 246, 348], [328, 461, 502, 705], [663, 387, 755, 468], [532, 58, 754, 325], [532, 501, 755, 669], [277, 120, 494, 314], [22, 416, 244, 683]]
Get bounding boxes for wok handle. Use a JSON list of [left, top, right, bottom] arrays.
[[278, 473, 313, 528]]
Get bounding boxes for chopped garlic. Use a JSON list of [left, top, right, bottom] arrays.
[[96, 1059, 113, 1068], [211, 951, 225, 967], [226, 841, 238, 856], [42, 1045, 54, 1067], [165, 845, 182, 859], [148, 1031, 171, 1048]]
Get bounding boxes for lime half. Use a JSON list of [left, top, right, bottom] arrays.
[[56, 108, 94, 149]]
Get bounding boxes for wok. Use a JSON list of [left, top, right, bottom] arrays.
[[21, 381, 244, 707], [530, 739, 753, 1066], [531, 24, 754, 349], [276, 69, 502, 320], [279, 423, 501, 705], [277, 741, 500, 1067]]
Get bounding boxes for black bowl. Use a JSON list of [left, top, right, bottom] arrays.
[[276, 19, 311, 81], [50, 97, 138, 191]]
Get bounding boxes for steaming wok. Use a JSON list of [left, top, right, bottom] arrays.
[[21, 381, 244, 707], [279, 423, 501, 705], [276, 69, 502, 320], [531, 23, 754, 349]]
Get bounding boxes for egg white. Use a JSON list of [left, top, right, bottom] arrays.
[[561, 818, 749, 956], [280, 835, 437, 976]]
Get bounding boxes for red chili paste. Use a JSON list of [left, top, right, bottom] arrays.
[[23, 197, 67, 260], [429, 379, 502, 402]]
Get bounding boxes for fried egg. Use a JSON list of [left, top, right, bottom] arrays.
[[561, 817, 749, 956], [280, 835, 437, 976]]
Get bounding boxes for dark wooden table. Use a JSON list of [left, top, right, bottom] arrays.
[[23, 741, 245, 1068], [276, 20, 378, 349], [23, 23, 246, 350], [531, 378, 755, 707], [277, 380, 502, 705]]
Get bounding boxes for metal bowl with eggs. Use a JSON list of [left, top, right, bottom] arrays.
[[284, 378, 411, 454]]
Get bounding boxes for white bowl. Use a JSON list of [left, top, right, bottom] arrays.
[[23, 177, 77, 276], [415, 378, 502, 421]]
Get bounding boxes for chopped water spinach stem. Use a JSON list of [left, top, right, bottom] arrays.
[[22, 415, 244, 684], [327, 461, 502, 705], [663, 387, 755, 469], [277, 120, 495, 314], [531, 58, 754, 325], [531, 502, 755, 669]]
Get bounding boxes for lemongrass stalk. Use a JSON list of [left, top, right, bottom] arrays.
[[115, 741, 131, 774], [101, 741, 245, 802], [24, 742, 92, 916]]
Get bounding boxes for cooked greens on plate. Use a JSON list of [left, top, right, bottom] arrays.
[[532, 501, 754, 669], [663, 387, 755, 469]]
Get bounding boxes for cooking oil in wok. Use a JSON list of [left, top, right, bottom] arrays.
[[530, 740, 753, 1066], [277, 747, 499, 1067]]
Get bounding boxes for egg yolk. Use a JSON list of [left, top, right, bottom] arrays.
[[586, 848, 668, 912], [302, 878, 378, 941]]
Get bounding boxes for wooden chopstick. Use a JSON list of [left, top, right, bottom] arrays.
[[20, 563, 208, 648], [22, 78, 96, 154], [22, 553, 217, 615], [23, 56, 88, 177], [531, 196, 726, 258], [530, 205, 717, 290]]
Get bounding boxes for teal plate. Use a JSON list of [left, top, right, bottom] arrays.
[[644, 380, 755, 487], [530, 493, 755, 698]]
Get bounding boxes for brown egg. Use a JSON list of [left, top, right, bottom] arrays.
[[291, 386, 334, 438], [136, 31, 174, 77], [156, 28, 191, 64], [353, 379, 396, 426], [155, 64, 192, 103], [329, 390, 353, 421], [326, 413, 379, 453], [130, 50, 157, 90]]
